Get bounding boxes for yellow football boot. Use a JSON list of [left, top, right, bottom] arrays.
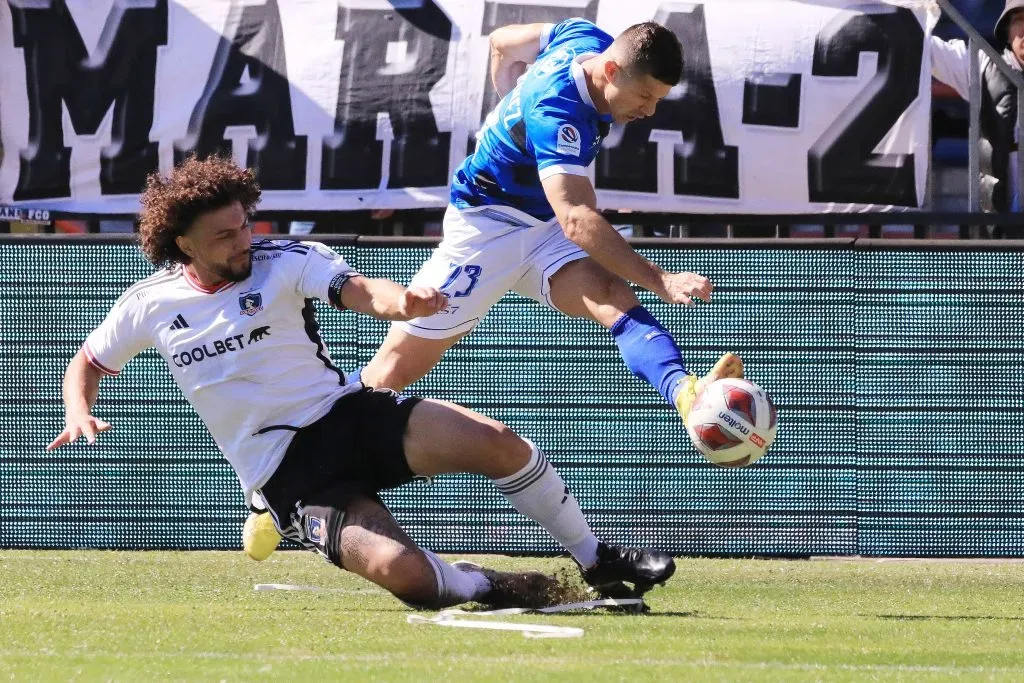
[[674, 352, 745, 427], [243, 511, 282, 561]]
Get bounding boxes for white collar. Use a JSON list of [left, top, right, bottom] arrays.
[[570, 53, 600, 111]]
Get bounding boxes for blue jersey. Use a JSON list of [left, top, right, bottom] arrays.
[[451, 19, 614, 221]]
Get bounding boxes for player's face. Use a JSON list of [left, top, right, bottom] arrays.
[[605, 67, 673, 124], [182, 201, 253, 283], [1009, 12, 1024, 64]]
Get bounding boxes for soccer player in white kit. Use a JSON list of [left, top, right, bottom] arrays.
[[47, 156, 675, 608]]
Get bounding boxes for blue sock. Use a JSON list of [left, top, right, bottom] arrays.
[[610, 306, 688, 405]]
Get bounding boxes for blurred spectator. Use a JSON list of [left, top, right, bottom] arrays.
[[932, 0, 1023, 212]]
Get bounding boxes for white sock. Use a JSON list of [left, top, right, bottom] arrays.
[[492, 440, 600, 567], [422, 550, 491, 606]]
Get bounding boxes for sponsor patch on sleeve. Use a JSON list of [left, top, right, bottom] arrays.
[[555, 123, 582, 157]]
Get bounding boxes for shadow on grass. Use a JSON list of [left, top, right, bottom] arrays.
[[454, 607, 743, 619], [647, 611, 745, 619]]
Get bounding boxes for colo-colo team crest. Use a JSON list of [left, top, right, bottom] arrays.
[[239, 291, 263, 316]]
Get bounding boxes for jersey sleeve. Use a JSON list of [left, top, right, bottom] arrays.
[[82, 294, 153, 376], [294, 241, 361, 310], [540, 18, 609, 57], [530, 107, 596, 180], [538, 23, 556, 52]]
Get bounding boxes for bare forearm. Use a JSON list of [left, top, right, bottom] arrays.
[[488, 23, 545, 97], [361, 278, 412, 320], [563, 207, 664, 292], [341, 276, 447, 321], [49, 350, 113, 451], [490, 53, 527, 98], [64, 350, 101, 418]]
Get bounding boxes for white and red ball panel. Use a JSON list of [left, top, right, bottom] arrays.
[[686, 378, 778, 468]]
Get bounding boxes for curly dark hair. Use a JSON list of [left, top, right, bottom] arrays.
[[138, 155, 261, 268]]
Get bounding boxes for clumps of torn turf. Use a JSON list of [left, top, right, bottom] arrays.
[[548, 566, 593, 605], [465, 565, 596, 611], [551, 567, 650, 614]]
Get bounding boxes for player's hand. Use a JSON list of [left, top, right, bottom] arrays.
[[654, 271, 713, 306], [398, 286, 449, 319], [46, 414, 112, 451]]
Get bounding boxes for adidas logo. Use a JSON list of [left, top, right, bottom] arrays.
[[169, 314, 190, 330]]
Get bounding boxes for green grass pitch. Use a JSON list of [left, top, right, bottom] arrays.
[[2, 551, 1022, 681]]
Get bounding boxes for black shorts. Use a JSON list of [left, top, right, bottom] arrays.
[[256, 386, 422, 566]]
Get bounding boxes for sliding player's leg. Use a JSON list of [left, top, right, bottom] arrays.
[[402, 397, 676, 596]]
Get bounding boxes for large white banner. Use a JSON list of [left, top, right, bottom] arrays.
[[0, 0, 938, 214]]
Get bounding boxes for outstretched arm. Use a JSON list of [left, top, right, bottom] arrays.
[[930, 35, 969, 100], [338, 276, 449, 321], [489, 22, 549, 96], [47, 349, 112, 450], [541, 173, 712, 306]]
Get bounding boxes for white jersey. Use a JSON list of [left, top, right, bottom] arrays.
[[83, 239, 362, 494]]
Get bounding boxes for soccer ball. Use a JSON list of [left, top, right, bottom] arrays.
[[686, 378, 778, 468]]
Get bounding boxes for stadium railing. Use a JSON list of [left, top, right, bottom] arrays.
[[2, 210, 1024, 238]]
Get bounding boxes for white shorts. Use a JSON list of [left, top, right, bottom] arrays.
[[394, 204, 587, 339]]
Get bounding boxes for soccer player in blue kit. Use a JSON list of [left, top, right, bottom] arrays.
[[363, 18, 742, 409], [246, 18, 744, 562]]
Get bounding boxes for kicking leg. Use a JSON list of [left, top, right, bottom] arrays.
[[360, 326, 464, 392], [360, 210, 520, 391], [548, 257, 742, 420]]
